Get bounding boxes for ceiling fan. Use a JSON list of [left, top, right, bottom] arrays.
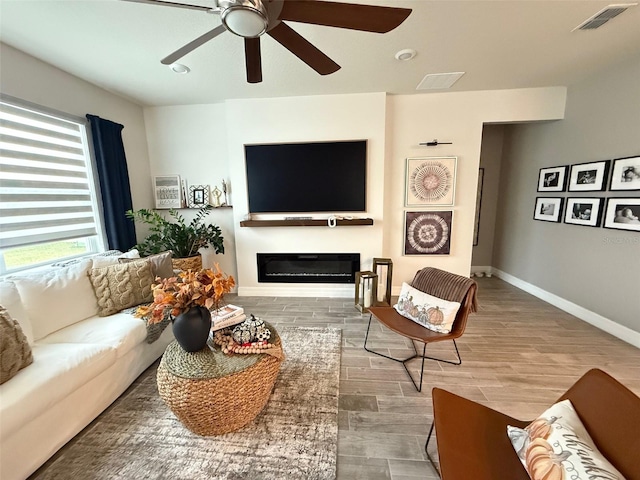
[[122, 0, 412, 83]]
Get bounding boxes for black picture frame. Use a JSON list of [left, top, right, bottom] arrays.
[[568, 160, 610, 192], [602, 198, 640, 232], [609, 155, 640, 191], [533, 197, 564, 223], [537, 165, 568, 192], [473, 168, 484, 246], [563, 198, 604, 227]]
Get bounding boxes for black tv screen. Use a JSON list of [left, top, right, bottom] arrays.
[[245, 140, 367, 213]]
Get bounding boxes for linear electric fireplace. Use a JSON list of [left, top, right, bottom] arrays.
[[257, 253, 360, 284]]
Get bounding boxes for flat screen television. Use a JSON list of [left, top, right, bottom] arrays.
[[245, 140, 367, 213]]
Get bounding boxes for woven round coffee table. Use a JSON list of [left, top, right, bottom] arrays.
[[156, 323, 283, 436]]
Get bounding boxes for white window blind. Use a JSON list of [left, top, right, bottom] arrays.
[[0, 99, 100, 249]]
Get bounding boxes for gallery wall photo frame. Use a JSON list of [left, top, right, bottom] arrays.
[[403, 210, 453, 255], [533, 197, 564, 223], [609, 155, 640, 191], [537, 165, 568, 192], [188, 185, 210, 208], [153, 175, 182, 209], [563, 198, 604, 228], [405, 156, 457, 207], [568, 160, 610, 192], [603, 198, 640, 232]]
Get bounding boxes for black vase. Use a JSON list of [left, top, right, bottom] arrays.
[[172, 306, 212, 352]]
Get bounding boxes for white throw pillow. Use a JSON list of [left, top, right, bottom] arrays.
[[393, 282, 460, 333], [13, 259, 99, 341], [507, 399, 625, 480]]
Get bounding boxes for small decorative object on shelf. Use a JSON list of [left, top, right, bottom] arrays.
[[211, 186, 222, 207], [355, 271, 378, 313], [221, 179, 229, 206], [188, 185, 210, 208], [372, 258, 393, 306]]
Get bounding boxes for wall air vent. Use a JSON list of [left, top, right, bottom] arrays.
[[572, 3, 637, 31]]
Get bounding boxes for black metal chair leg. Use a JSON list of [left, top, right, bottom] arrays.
[[425, 422, 441, 478]]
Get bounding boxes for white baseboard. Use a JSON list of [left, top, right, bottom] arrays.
[[238, 285, 354, 298], [492, 268, 640, 349]]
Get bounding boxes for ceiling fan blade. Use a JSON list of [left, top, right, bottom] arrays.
[[279, 0, 411, 33], [245, 38, 263, 83], [120, 0, 213, 12], [267, 22, 340, 76], [161, 24, 226, 65]]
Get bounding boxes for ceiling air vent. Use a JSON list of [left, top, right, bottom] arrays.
[[417, 72, 465, 90], [572, 3, 637, 31]]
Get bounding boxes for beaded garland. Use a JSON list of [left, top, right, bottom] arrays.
[[213, 327, 275, 355]]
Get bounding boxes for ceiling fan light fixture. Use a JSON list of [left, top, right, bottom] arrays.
[[221, 2, 269, 38]]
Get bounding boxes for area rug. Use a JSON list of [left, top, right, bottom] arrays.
[[31, 326, 341, 480]]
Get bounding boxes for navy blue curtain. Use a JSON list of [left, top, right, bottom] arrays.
[[86, 114, 136, 251]]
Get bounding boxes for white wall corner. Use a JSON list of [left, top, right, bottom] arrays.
[[492, 268, 640, 349]]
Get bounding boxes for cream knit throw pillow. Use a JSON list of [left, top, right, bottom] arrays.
[[88, 261, 154, 316]]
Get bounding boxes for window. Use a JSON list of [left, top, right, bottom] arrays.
[[0, 95, 105, 273]]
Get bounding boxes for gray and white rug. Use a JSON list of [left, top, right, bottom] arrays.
[[31, 326, 341, 480]]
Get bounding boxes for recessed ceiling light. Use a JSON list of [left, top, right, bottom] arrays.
[[170, 63, 190, 74], [395, 49, 417, 61]]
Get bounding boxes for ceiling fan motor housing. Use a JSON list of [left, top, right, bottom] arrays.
[[219, 0, 269, 38]]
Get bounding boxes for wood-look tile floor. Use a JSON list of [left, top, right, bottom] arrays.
[[231, 276, 640, 480]]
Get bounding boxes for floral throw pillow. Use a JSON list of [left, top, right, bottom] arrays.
[[507, 399, 625, 480], [393, 282, 460, 333]]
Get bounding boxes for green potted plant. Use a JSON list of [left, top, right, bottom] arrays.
[[126, 206, 224, 271]]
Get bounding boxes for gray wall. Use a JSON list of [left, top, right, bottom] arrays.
[[493, 54, 640, 333], [472, 125, 505, 267]]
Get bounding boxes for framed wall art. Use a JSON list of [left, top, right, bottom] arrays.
[[403, 211, 453, 255], [568, 160, 610, 192], [609, 155, 640, 191], [533, 197, 564, 223], [153, 175, 182, 209], [603, 198, 640, 232], [473, 168, 484, 246], [537, 165, 568, 192], [405, 156, 457, 207], [188, 185, 210, 208], [563, 198, 604, 227]]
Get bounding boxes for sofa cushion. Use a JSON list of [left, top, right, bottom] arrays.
[[88, 261, 154, 316], [13, 259, 98, 341], [0, 280, 33, 344], [90, 248, 140, 269], [38, 313, 147, 358], [0, 342, 116, 441], [393, 282, 461, 333], [507, 399, 624, 480], [0, 306, 33, 384], [118, 251, 173, 279]]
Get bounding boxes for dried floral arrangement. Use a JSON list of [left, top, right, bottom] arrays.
[[135, 264, 235, 324]]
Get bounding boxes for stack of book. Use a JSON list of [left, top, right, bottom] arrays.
[[210, 304, 246, 332]]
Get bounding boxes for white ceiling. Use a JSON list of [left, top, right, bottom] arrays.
[[1, 0, 639, 107]]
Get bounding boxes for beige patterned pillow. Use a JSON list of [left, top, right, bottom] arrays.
[[118, 251, 173, 279], [1, 305, 34, 384], [88, 261, 154, 317]]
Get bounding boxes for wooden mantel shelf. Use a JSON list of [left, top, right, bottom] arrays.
[[240, 218, 374, 227]]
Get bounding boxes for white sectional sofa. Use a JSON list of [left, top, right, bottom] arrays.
[[0, 255, 173, 480]]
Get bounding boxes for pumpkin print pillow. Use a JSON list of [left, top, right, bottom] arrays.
[[393, 282, 461, 333], [507, 399, 625, 480]]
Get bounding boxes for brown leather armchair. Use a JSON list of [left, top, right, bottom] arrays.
[[427, 368, 640, 480], [364, 267, 477, 392]]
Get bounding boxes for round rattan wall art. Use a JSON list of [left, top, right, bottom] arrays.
[[404, 211, 453, 255], [410, 161, 453, 202]]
